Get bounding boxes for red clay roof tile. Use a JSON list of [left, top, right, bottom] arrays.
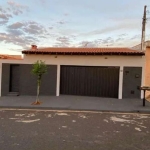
[[0, 54, 22, 60], [22, 47, 144, 56]]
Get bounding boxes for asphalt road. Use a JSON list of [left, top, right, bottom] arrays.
[[0, 109, 150, 150]]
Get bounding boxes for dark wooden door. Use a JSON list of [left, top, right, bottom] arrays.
[[10, 65, 19, 92], [123, 67, 142, 98], [60, 66, 119, 98]]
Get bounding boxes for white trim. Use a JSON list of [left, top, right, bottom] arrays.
[[118, 66, 123, 99], [0, 62, 2, 97], [56, 64, 60, 96]]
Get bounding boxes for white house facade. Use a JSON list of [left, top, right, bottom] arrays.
[[0, 46, 145, 99]]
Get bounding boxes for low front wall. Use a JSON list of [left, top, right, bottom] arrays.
[[1, 64, 57, 96]]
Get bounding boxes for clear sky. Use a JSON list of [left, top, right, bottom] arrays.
[[0, 0, 150, 54]]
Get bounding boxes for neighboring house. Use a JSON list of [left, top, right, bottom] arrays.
[[0, 45, 145, 99], [133, 41, 150, 99], [0, 54, 22, 60], [0, 54, 22, 97]]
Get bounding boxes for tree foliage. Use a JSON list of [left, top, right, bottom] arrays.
[[32, 60, 47, 78]]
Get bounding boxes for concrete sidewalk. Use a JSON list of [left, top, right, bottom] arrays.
[[0, 95, 150, 113]]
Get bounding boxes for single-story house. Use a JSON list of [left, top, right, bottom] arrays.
[[0, 45, 145, 99]]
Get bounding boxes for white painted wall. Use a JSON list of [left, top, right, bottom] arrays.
[[0, 55, 144, 66], [26, 55, 144, 67], [0, 54, 145, 98]]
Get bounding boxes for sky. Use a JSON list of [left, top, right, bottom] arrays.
[[0, 0, 150, 54]]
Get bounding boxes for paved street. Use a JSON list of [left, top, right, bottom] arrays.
[[0, 109, 150, 150]]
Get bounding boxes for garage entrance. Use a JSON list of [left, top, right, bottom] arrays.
[[60, 66, 119, 98]]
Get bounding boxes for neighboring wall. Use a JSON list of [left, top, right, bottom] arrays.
[[1, 64, 57, 96], [145, 46, 150, 99], [132, 41, 150, 99]]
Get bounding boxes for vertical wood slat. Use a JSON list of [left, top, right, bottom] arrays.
[[60, 66, 119, 98]]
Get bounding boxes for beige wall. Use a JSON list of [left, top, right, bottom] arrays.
[[0, 62, 2, 97], [144, 47, 150, 99], [145, 47, 150, 85]]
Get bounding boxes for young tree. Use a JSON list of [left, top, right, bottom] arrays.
[[31, 60, 47, 105]]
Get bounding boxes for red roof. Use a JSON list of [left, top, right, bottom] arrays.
[[0, 54, 22, 60], [22, 47, 144, 56]]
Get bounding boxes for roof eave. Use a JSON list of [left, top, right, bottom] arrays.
[[22, 51, 145, 56]]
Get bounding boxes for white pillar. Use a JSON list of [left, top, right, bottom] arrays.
[[56, 64, 60, 96], [0, 62, 2, 97], [118, 66, 123, 99], [141, 56, 146, 99]]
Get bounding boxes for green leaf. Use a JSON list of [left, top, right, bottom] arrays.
[[31, 60, 47, 76]]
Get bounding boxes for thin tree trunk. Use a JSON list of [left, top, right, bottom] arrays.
[[36, 83, 39, 103], [36, 78, 41, 103]]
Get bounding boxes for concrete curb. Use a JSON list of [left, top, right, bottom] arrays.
[[0, 106, 150, 114]]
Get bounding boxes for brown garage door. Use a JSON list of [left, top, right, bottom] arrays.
[[60, 66, 119, 98]]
